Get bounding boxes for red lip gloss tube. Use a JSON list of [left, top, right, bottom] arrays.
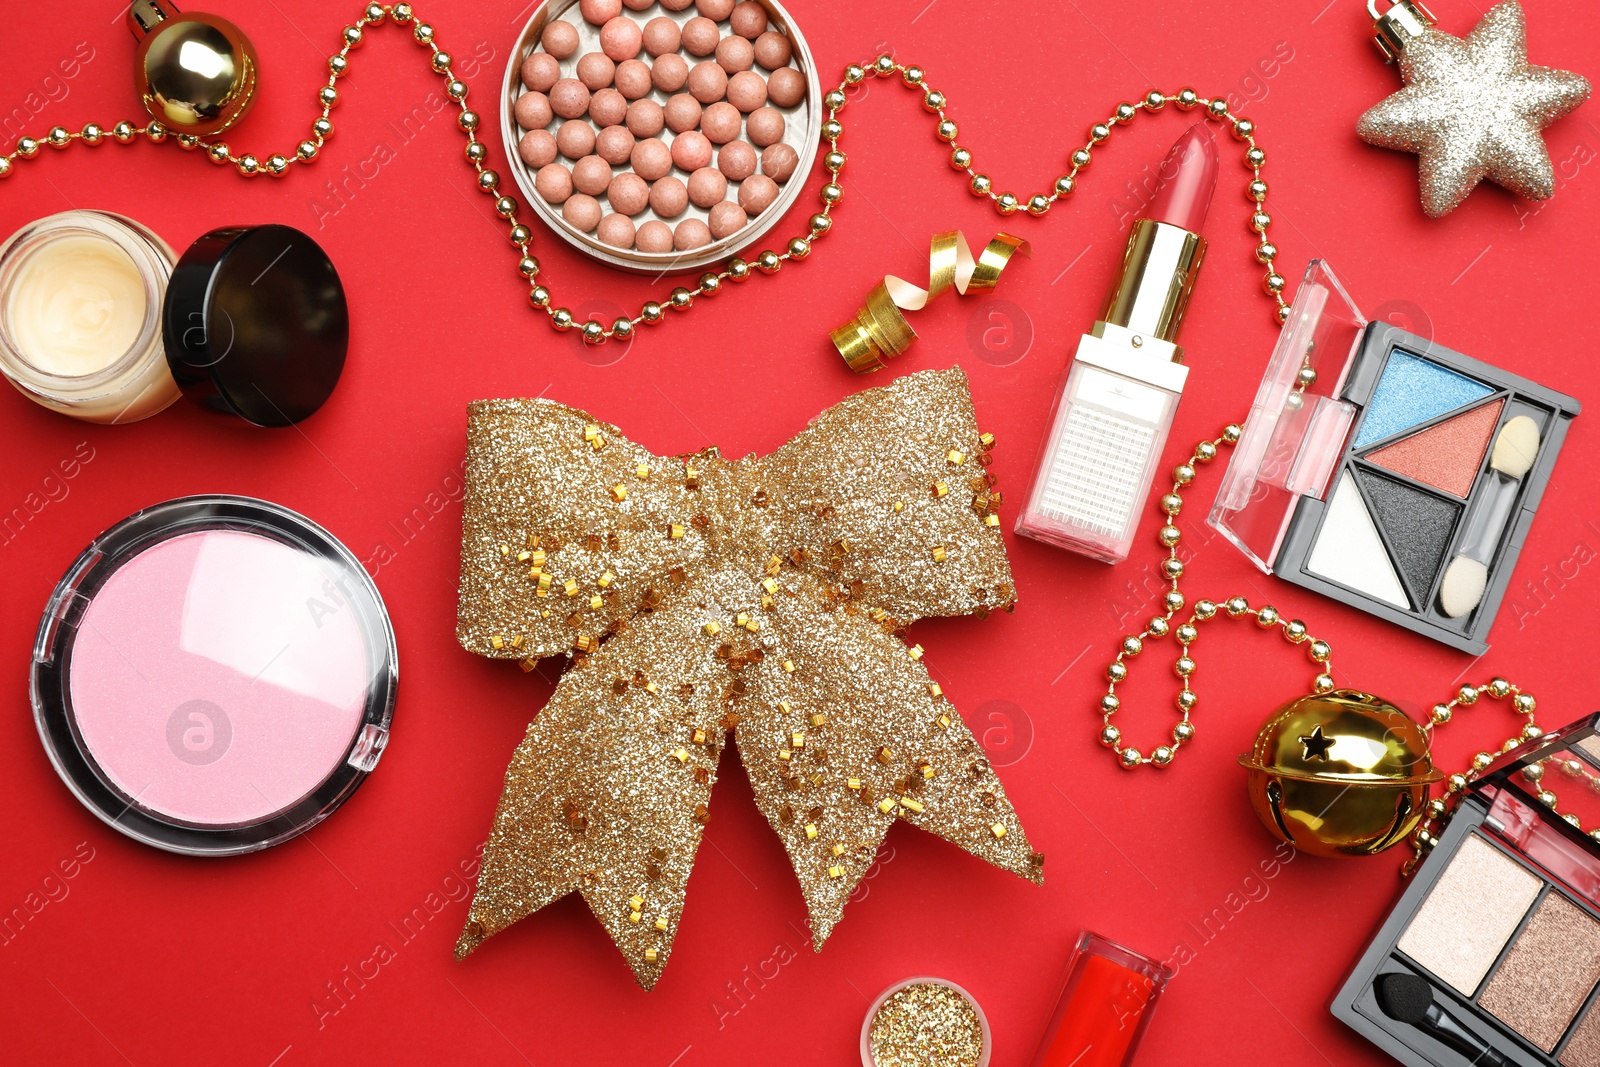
[[1029, 932, 1174, 1067], [1017, 124, 1219, 563]]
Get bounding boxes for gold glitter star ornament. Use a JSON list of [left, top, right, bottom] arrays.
[[452, 369, 1042, 988], [1357, 0, 1590, 217]]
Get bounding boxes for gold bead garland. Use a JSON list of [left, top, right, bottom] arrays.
[[1099, 419, 1550, 877], [0, 3, 1293, 339]]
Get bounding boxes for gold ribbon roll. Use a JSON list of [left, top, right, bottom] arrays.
[[832, 231, 1029, 374]]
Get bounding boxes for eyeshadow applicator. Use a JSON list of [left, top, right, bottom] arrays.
[[1439, 415, 1542, 617], [1375, 973, 1509, 1066]]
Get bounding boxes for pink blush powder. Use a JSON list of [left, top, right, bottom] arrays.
[[69, 529, 371, 826]]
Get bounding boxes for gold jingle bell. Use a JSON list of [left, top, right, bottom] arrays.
[[128, 0, 258, 137], [1238, 689, 1441, 858]]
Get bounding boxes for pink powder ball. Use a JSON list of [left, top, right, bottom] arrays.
[[738, 173, 778, 213], [688, 166, 727, 208], [729, 1, 767, 38], [664, 93, 703, 134], [636, 219, 674, 252], [514, 91, 553, 131], [518, 128, 557, 168], [541, 21, 580, 59], [674, 218, 713, 250], [576, 52, 616, 91], [708, 199, 748, 238], [549, 78, 592, 119], [660, 0, 693, 8], [649, 176, 689, 217], [589, 87, 629, 127], [580, 0, 622, 24], [746, 106, 784, 146], [556, 119, 596, 159], [681, 17, 720, 57], [625, 98, 665, 136], [753, 31, 791, 70], [598, 213, 636, 248], [614, 59, 653, 99], [766, 66, 805, 107], [688, 61, 728, 103], [535, 163, 573, 203], [572, 154, 613, 196], [521, 52, 561, 92], [716, 139, 756, 180], [607, 172, 650, 215], [623, 0, 654, 9], [696, 0, 734, 16], [726, 70, 766, 112], [651, 53, 689, 92], [595, 124, 636, 164], [672, 130, 714, 171], [563, 193, 602, 231], [760, 142, 798, 182], [600, 17, 643, 61], [716, 36, 755, 74], [700, 101, 742, 143], [630, 137, 673, 180], [642, 17, 681, 56]]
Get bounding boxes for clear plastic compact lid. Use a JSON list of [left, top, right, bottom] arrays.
[[1209, 260, 1367, 572], [31, 495, 397, 856]]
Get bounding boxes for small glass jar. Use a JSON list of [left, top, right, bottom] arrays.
[[0, 209, 181, 424]]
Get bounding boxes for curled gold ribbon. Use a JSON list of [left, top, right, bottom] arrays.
[[832, 231, 1029, 374]]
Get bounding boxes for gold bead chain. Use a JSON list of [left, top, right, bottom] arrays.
[[0, 4, 1292, 340], [1099, 422, 1552, 875]]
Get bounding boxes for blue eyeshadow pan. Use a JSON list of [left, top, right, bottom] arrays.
[[1353, 350, 1494, 449]]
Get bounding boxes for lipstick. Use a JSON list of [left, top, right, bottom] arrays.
[[1017, 124, 1219, 563]]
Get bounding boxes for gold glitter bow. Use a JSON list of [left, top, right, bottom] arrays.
[[453, 368, 1042, 987], [832, 232, 1029, 374]]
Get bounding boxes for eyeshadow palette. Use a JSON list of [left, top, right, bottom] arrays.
[[1210, 261, 1580, 653], [1333, 713, 1600, 1067]]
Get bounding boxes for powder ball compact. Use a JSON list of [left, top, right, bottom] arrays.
[[502, 0, 820, 272], [0, 210, 347, 427], [861, 977, 991, 1067], [32, 496, 397, 855], [1333, 713, 1600, 1066], [1209, 260, 1579, 653]]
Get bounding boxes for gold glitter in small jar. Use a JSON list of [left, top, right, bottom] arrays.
[[864, 979, 989, 1067]]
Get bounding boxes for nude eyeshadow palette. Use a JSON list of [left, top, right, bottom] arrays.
[[1334, 714, 1600, 1066]]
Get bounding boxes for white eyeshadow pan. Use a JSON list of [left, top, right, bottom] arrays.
[[1306, 471, 1410, 609], [1397, 834, 1542, 995]]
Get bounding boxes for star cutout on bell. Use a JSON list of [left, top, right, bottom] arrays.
[[1357, 0, 1591, 217], [1299, 725, 1335, 762]]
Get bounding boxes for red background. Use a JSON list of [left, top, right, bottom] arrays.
[[2, 1, 1597, 1064]]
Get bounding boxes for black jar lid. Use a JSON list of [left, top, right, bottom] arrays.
[[162, 224, 347, 427]]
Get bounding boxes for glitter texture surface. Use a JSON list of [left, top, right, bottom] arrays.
[[1356, 0, 1592, 217], [868, 982, 986, 1067], [453, 369, 1041, 987], [1560, 1001, 1600, 1067], [1481, 892, 1600, 1051], [1397, 834, 1541, 995], [1358, 471, 1460, 604], [1354, 352, 1493, 449], [1364, 399, 1503, 498]]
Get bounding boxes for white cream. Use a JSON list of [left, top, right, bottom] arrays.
[[7, 234, 148, 377]]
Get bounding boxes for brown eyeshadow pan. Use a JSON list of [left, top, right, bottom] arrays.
[[1480, 892, 1600, 1052], [1565, 1005, 1600, 1067]]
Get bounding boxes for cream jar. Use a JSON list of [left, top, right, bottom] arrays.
[[0, 210, 181, 424]]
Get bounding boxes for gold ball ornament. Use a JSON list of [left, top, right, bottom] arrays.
[[1357, 0, 1592, 217], [1239, 690, 1442, 858], [128, 0, 258, 137]]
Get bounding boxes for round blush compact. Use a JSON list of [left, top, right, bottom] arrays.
[[31, 496, 397, 855]]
